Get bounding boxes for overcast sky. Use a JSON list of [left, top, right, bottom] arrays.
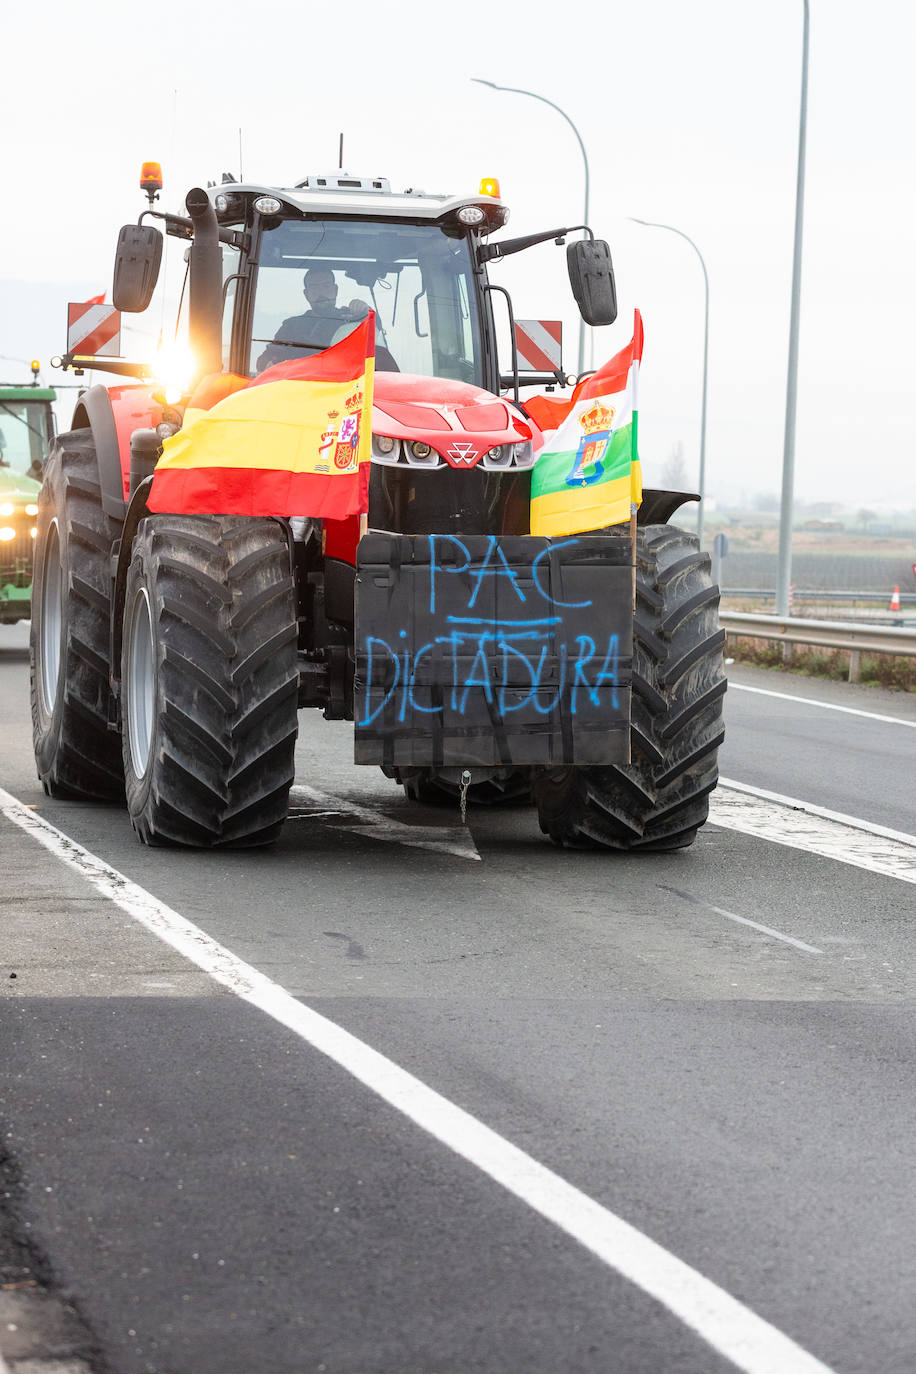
[[2, 0, 913, 510]]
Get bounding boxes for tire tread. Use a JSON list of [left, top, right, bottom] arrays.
[[122, 514, 299, 847], [534, 524, 725, 851]]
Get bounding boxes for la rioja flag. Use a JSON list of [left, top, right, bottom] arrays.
[[529, 310, 643, 537]]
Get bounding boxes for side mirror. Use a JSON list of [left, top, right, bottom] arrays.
[[567, 239, 617, 326], [112, 224, 163, 312]]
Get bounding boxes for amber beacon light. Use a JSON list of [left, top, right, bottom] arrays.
[[478, 177, 501, 199], [140, 161, 163, 204]]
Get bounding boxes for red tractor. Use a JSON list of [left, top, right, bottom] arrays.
[[30, 167, 724, 849]]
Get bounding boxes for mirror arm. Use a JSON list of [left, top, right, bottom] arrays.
[[500, 372, 570, 390], [138, 208, 246, 250], [140, 208, 193, 241], [57, 355, 153, 380], [479, 223, 593, 263]]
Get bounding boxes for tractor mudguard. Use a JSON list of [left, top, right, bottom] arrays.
[[354, 533, 633, 770], [71, 384, 163, 521], [637, 488, 700, 525]]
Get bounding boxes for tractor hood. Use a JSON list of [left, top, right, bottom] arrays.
[[372, 372, 540, 469]]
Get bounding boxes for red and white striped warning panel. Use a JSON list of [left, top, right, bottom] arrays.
[[514, 319, 562, 373], [67, 302, 121, 357]]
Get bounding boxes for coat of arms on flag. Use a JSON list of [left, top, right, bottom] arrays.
[[566, 401, 618, 486]]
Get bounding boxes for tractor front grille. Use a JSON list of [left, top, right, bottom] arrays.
[[0, 523, 36, 586]]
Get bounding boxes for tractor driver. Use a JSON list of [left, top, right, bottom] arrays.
[[257, 266, 369, 371]]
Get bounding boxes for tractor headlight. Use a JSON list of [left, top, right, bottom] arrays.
[[511, 441, 536, 469], [404, 440, 441, 468], [0, 503, 13, 517], [0, 527, 15, 542], [480, 442, 535, 470], [25, 503, 39, 515], [483, 445, 511, 469], [371, 434, 400, 464]]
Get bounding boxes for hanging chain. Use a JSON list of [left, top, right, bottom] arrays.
[[459, 770, 472, 826]]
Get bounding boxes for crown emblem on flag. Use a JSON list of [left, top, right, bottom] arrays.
[[345, 390, 363, 411], [579, 401, 615, 435], [327, 408, 340, 421]]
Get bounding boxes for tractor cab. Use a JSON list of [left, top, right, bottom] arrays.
[[109, 170, 616, 398], [0, 384, 56, 482], [0, 381, 56, 623]]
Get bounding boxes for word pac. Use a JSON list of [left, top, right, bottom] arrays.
[[354, 533, 633, 769]]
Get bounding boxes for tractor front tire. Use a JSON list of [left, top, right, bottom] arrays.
[[121, 515, 299, 847], [30, 430, 124, 800], [534, 525, 726, 851]]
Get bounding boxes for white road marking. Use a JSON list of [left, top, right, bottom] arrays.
[[719, 778, 916, 847], [0, 786, 834, 1374], [661, 885, 824, 954], [728, 681, 916, 728], [712, 783, 916, 884], [289, 783, 481, 861]]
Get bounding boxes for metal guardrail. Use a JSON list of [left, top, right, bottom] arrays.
[[720, 610, 916, 682], [723, 587, 916, 606]]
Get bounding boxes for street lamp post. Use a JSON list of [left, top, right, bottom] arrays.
[[629, 218, 710, 548], [776, 0, 810, 616], [471, 79, 590, 376]]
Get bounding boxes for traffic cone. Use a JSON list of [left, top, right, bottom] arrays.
[[890, 586, 901, 611]]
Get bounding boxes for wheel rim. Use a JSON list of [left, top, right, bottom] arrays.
[[39, 519, 62, 716], [127, 585, 155, 778]]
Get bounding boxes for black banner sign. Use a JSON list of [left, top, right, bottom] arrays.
[[354, 533, 633, 769]]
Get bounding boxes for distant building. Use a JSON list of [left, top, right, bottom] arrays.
[[802, 519, 845, 532]]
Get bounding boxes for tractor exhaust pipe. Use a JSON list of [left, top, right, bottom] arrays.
[[186, 187, 223, 383]]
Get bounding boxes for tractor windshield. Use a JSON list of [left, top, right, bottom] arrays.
[[0, 399, 53, 478], [250, 219, 483, 385]]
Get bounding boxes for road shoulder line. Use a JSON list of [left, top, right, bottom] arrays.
[[713, 781, 916, 884], [727, 682, 916, 728]]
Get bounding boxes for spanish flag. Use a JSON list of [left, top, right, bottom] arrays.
[[148, 314, 375, 519], [529, 310, 643, 537]]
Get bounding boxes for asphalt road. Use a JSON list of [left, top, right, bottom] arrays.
[[1, 619, 916, 1374], [718, 664, 916, 832]]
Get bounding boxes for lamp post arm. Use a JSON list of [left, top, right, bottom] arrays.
[[472, 79, 590, 373], [629, 218, 709, 547], [474, 81, 590, 227]]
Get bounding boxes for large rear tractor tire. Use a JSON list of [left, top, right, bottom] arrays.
[[534, 525, 725, 851], [121, 515, 299, 847], [30, 430, 124, 800]]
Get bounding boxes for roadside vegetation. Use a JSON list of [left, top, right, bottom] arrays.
[[725, 636, 916, 693]]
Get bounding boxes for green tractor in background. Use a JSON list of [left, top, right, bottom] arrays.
[[0, 366, 57, 623]]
